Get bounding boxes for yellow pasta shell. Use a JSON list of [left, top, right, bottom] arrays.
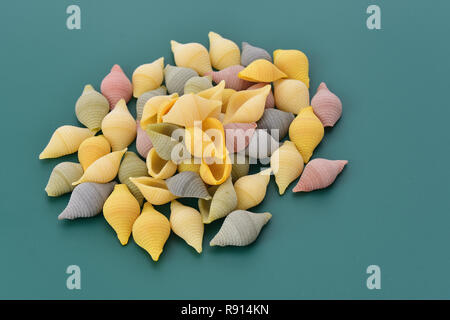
[[73, 148, 127, 185], [270, 141, 304, 195], [103, 184, 140, 245], [132, 57, 164, 98], [78, 135, 111, 171], [132, 202, 170, 261], [146, 148, 177, 179], [273, 49, 310, 88], [169, 200, 204, 253], [199, 155, 232, 186], [39, 125, 95, 159], [234, 168, 271, 210], [101, 99, 136, 151], [140, 93, 178, 130], [171, 40, 212, 76], [185, 117, 227, 160], [177, 158, 201, 173], [196, 80, 225, 102], [208, 31, 240, 70], [273, 79, 309, 114], [238, 59, 287, 83], [288, 106, 324, 163], [221, 88, 236, 113], [129, 177, 177, 205]]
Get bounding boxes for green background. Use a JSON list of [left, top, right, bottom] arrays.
[[1, 0, 449, 299]]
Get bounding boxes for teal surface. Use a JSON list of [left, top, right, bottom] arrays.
[[1, 0, 449, 299]]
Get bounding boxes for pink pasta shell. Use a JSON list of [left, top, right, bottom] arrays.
[[311, 82, 342, 127], [224, 122, 257, 153], [136, 120, 153, 158], [101, 64, 133, 109], [205, 65, 253, 91]]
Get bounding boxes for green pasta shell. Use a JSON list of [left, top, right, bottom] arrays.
[[198, 178, 237, 224], [183, 76, 213, 94], [45, 162, 84, 197], [118, 151, 149, 206], [145, 123, 184, 161], [75, 84, 109, 132], [230, 154, 250, 182]]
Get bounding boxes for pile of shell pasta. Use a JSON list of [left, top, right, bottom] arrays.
[[40, 32, 347, 261]]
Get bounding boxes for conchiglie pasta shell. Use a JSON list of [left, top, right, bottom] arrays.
[[177, 157, 201, 173], [45, 162, 83, 197], [136, 86, 167, 121], [73, 148, 127, 185], [129, 177, 177, 205], [166, 171, 211, 200], [220, 88, 236, 112], [310, 82, 342, 127], [140, 94, 179, 130], [247, 83, 274, 109], [273, 49, 310, 88], [171, 40, 212, 76], [145, 123, 184, 161], [288, 106, 324, 163], [132, 203, 171, 261], [199, 178, 237, 224], [162, 94, 221, 128], [170, 200, 204, 253], [184, 76, 213, 94], [132, 57, 164, 98], [199, 156, 232, 186], [273, 79, 309, 114], [205, 65, 252, 91], [185, 117, 227, 160], [245, 129, 279, 160], [270, 141, 304, 195], [234, 168, 271, 210], [164, 65, 198, 95], [103, 184, 140, 245], [75, 84, 109, 132], [58, 182, 116, 220], [100, 64, 133, 109], [256, 108, 294, 140], [136, 121, 153, 159], [210, 210, 272, 247], [223, 85, 271, 124], [241, 42, 272, 67], [39, 125, 95, 159], [78, 135, 111, 171], [230, 154, 250, 183], [224, 122, 256, 153], [101, 99, 136, 151], [146, 148, 177, 179], [208, 31, 240, 70], [196, 80, 225, 102], [293, 159, 348, 192], [118, 151, 148, 206], [238, 59, 287, 83]]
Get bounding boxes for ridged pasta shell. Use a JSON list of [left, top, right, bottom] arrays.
[[136, 121, 153, 159], [199, 178, 237, 224], [132, 203, 171, 261], [238, 59, 287, 83], [256, 108, 294, 140], [205, 65, 252, 91], [129, 177, 177, 205], [73, 148, 127, 185], [248, 83, 274, 109], [288, 106, 324, 163], [140, 94, 179, 129], [103, 184, 140, 245], [293, 159, 348, 192], [75, 84, 109, 132], [241, 42, 272, 67], [234, 168, 271, 210], [78, 135, 111, 171], [101, 99, 136, 151], [166, 171, 211, 200], [199, 155, 232, 185], [245, 129, 279, 160], [146, 148, 177, 179], [311, 82, 342, 127], [135, 86, 167, 120], [223, 85, 271, 124], [230, 154, 250, 182], [145, 123, 184, 161], [210, 210, 272, 247], [45, 162, 83, 197], [170, 200, 204, 253], [273, 49, 310, 88], [197, 80, 225, 103], [185, 117, 227, 160], [221, 88, 236, 112], [118, 151, 148, 206], [178, 157, 201, 173], [184, 76, 213, 94], [270, 141, 304, 195], [164, 65, 198, 95], [171, 40, 212, 76], [273, 79, 309, 114], [132, 57, 164, 98], [39, 125, 95, 159], [208, 31, 240, 70], [58, 182, 116, 220], [100, 64, 133, 109], [162, 94, 221, 128], [224, 122, 256, 153]]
